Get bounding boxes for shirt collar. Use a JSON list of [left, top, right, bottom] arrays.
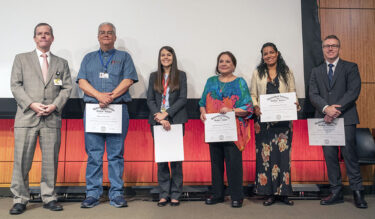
[[100, 48, 116, 56], [36, 48, 51, 57], [326, 57, 339, 66]]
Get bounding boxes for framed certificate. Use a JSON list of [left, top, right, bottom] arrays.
[[85, 103, 122, 134], [307, 118, 346, 146], [260, 92, 297, 122], [204, 112, 237, 143]]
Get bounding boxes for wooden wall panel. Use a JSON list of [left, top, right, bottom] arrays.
[[320, 9, 375, 83], [291, 161, 326, 182], [0, 119, 14, 161], [183, 120, 210, 161], [357, 84, 375, 128], [320, 0, 375, 8]]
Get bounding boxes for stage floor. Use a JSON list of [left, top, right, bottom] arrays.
[[0, 195, 374, 219]]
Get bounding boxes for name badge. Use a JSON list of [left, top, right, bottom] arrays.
[[54, 78, 62, 86], [99, 72, 109, 79]]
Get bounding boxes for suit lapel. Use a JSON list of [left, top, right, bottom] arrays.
[[330, 59, 343, 88], [45, 53, 57, 86], [31, 50, 45, 84], [320, 63, 330, 90]]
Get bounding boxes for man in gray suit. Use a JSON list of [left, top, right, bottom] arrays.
[[309, 35, 367, 208], [9, 23, 72, 215]]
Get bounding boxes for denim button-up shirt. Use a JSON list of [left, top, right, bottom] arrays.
[[77, 49, 138, 103]]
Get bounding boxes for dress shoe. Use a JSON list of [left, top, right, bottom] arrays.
[[280, 196, 294, 206], [43, 200, 63, 211], [263, 196, 275, 206], [320, 192, 344, 205], [157, 199, 169, 207], [9, 203, 26, 215], [205, 196, 224, 205], [353, 190, 368, 209], [231, 200, 243, 208]]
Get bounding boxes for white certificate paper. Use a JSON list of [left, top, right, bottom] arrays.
[[260, 92, 297, 122], [85, 103, 122, 134], [204, 112, 238, 143], [307, 118, 346, 146], [154, 124, 184, 163]]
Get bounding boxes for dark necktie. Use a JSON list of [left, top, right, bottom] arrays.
[[328, 63, 334, 87]]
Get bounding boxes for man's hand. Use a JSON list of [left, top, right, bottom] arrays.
[[41, 104, 57, 116], [324, 114, 334, 123], [96, 92, 113, 107], [324, 104, 341, 118], [30, 103, 47, 116]]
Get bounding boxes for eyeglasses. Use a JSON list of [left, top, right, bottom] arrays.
[[323, 44, 340, 49], [98, 31, 114, 36]]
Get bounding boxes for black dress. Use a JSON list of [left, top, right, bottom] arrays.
[[254, 77, 292, 196]]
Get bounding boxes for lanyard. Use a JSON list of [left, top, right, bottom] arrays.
[[98, 50, 115, 72], [162, 77, 169, 106]]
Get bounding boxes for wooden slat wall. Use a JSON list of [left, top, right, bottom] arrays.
[[319, 0, 375, 183]]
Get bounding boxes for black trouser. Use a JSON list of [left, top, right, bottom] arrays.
[[323, 125, 363, 193], [209, 142, 243, 201], [157, 161, 183, 200]]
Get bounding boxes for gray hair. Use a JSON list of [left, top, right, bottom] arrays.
[[98, 22, 116, 36]]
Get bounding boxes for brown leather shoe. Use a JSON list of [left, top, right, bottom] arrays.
[[320, 191, 344, 205], [353, 190, 368, 209]]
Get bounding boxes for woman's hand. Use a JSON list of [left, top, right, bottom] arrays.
[[254, 105, 261, 117], [219, 107, 232, 114], [200, 107, 207, 122], [295, 102, 301, 112], [154, 111, 168, 123], [159, 120, 171, 131]]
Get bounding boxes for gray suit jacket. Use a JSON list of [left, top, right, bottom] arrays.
[[10, 50, 72, 128], [309, 59, 361, 125], [147, 71, 188, 125]]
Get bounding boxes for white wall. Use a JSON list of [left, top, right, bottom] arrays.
[[0, 0, 304, 98]]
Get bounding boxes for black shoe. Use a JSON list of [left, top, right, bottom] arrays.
[[170, 200, 180, 207], [157, 200, 169, 207], [231, 200, 243, 208], [320, 191, 344, 205], [263, 196, 276, 206], [205, 196, 224, 205], [9, 203, 26, 215], [353, 190, 368, 209], [280, 196, 294, 206], [43, 200, 63, 211]]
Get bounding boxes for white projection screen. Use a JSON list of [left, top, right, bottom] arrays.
[[0, 0, 305, 99]]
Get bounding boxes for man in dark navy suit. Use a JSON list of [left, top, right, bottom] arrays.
[[309, 35, 367, 209]]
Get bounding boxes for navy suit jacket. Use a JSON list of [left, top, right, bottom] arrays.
[[309, 59, 361, 125]]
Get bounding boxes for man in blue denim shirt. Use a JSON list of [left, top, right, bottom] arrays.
[[77, 22, 138, 208]]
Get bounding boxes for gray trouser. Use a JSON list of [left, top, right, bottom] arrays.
[[157, 161, 183, 200], [11, 120, 60, 204]]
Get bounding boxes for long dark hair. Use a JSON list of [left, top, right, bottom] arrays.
[[154, 46, 180, 93], [256, 42, 289, 86], [215, 51, 237, 75]]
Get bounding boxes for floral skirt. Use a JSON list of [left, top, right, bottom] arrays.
[[254, 118, 292, 196]]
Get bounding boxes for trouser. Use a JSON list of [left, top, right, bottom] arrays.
[[323, 125, 363, 193], [157, 162, 183, 200], [11, 119, 61, 204], [209, 142, 243, 201], [84, 104, 129, 200]]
